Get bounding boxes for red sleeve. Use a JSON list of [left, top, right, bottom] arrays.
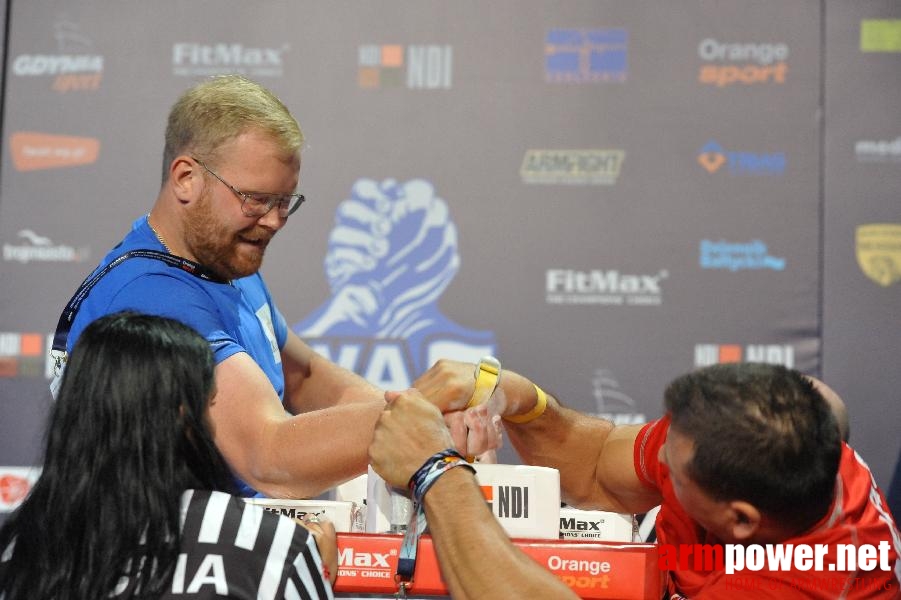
[[633, 415, 670, 489]]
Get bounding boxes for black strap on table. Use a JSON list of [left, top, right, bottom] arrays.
[[51, 249, 227, 353]]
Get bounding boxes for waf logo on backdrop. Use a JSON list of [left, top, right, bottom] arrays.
[[700, 239, 785, 271], [856, 223, 901, 287], [860, 19, 901, 53], [293, 178, 495, 389], [9, 132, 100, 172], [546, 268, 668, 306], [0, 332, 52, 379], [697, 140, 786, 176], [11, 16, 103, 92], [3, 229, 90, 264], [0, 468, 40, 513], [697, 38, 788, 87], [520, 149, 625, 185], [545, 28, 628, 83], [358, 45, 452, 89], [694, 344, 795, 368], [172, 43, 288, 77]]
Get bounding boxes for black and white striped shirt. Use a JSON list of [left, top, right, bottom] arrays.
[[2, 489, 334, 599], [147, 489, 334, 599]]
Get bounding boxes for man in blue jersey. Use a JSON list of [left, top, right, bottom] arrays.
[[56, 75, 386, 498]]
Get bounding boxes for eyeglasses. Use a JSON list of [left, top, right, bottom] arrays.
[[192, 157, 305, 218]]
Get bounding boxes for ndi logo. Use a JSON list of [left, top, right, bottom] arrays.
[[698, 140, 785, 175], [700, 239, 785, 271], [358, 44, 452, 89], [694, 344, 794, 368]]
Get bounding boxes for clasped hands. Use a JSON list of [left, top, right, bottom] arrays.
[[369, 359, 507, 489]]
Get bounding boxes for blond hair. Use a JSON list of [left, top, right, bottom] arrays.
[[161, 75, 303, 183]]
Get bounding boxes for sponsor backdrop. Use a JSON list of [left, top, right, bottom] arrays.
[[0, 1, 899, 520]]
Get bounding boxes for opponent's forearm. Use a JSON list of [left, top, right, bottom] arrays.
[[499, 372, 658, 513], [284, 352, 384, 413], [246, 401, 384, 499], [422, 468, 578, 599]]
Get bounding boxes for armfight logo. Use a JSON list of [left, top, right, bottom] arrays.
[[856, 223, 901, 287], [293, 178, 496, 388], [520, 149, 625, 185]]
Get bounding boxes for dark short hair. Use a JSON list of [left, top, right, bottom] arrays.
[[664, 363, 841, 532]]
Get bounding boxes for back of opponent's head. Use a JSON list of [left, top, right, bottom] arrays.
[[664, 363, 842, 534]]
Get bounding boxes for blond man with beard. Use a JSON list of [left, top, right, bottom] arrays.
[[54, 75, 387, 499]]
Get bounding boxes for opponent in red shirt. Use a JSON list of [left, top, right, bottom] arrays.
[[399, 360, 901, 598]]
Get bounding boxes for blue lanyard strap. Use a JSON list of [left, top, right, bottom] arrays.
[[395, 449, 475, 592], [52, 249, 227, 353]]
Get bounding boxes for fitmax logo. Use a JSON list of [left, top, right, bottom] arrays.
[[698, 140, 785, 175], [172, 43, 287, 77], [338, 548, 392, 568], [546, 269, 667, 306], [560, 518, 603, 531]]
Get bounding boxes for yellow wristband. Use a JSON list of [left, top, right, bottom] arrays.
[[504, 384, 548, 424], [466, 356, 501, 409]]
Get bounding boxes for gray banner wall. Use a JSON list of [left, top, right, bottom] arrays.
[[0, 1, 898, 516]]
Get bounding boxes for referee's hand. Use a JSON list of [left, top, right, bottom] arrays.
[[299, 514, 338, 586]]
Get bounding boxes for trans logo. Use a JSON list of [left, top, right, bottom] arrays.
[[697, 140, 785, 176], [293, 179, 496, 389]]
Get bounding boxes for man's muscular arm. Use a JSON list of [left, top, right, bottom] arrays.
[[415, 360, 662, 514], [209, 334, 384, 499]]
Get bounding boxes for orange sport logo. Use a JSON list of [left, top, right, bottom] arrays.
[[697, 38, 789, 87], [10, 132, 100, 171]]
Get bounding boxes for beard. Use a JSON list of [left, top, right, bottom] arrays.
[[183, 189, 272, 280]]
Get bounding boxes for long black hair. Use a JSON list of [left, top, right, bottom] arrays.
[[0, 311, 236, 599]]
